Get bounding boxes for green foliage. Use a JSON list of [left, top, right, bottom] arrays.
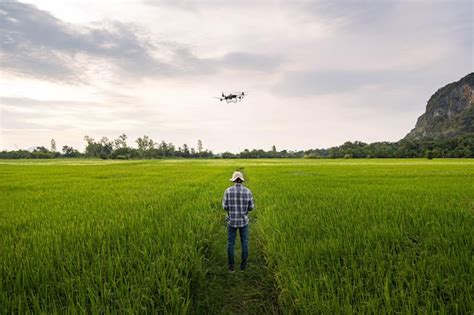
[[83, 136, 113, 158], [61, 145, 81, 157], [252, 159, 474, 314], [110, 147, 133, 159], [0, 160, 221, 313], [1, 134, 473, 159], [136, 135, 155, 155]]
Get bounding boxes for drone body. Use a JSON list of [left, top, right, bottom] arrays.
[[214, 92, 247, 103]]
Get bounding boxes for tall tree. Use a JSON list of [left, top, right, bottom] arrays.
[[114, 133, 128, 149], [182, 144, 190, 157], [167, 143, 176, 156], [136, 135, 155, 156], [158, 141, 168, 157], [84, 135, 94, 144], [50, 139, 56, 152], [197, 140, 203, 153], [62, 145, 81, 157]]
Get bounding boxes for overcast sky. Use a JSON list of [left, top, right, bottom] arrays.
[[0, 0, 472, 152]]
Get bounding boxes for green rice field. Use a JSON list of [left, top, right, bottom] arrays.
[[1, 159, 473, 314]]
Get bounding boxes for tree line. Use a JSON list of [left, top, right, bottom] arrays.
[[0, 135, 213, 159], [1, 133, 473, 159]]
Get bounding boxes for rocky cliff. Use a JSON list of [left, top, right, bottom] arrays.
[[404, 73, 474, 140]]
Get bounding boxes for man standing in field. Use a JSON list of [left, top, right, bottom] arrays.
[[222, 171, 254, 273]]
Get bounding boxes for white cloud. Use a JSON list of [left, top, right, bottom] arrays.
[[0, 0, 472, 152]]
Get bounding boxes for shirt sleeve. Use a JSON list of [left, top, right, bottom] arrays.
[[222, 190, 229, 211], [248, 190, 254, 211]]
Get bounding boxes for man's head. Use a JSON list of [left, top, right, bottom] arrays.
[[230, 171, 244, 183]]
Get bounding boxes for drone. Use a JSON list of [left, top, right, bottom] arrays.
[[214, 92, 247, 103]]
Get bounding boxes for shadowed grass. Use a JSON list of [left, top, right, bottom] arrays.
[[192, 217, 279, 314]]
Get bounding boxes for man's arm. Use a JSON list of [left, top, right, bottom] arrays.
[[248, 190, 254, 211], [222, 190, 229, 211]]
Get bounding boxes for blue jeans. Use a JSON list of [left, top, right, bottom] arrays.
[[227, 224, 249, 269]]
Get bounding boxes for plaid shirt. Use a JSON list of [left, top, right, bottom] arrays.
[[222, 183, 254, 227]]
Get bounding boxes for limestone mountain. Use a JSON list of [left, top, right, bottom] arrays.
[[404, 73, 473, 140]]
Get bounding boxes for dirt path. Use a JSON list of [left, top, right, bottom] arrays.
[[192, 218, 279, 314]]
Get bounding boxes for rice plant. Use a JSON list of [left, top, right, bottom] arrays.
[[1, 159, 473, 313]]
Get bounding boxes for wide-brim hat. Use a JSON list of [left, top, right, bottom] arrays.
[[230, 171, 244, 182]]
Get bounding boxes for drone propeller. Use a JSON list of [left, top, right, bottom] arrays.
[[232, 91, 248, 96]]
